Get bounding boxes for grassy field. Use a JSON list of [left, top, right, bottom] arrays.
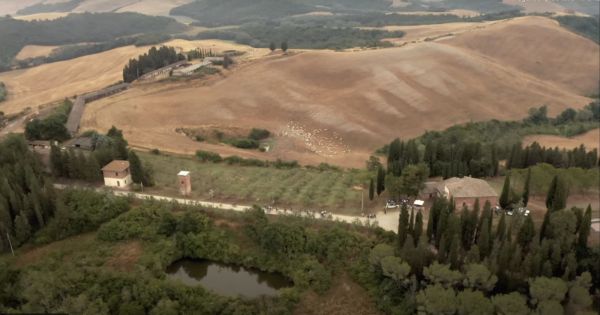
[[139, 151, 371, 214]]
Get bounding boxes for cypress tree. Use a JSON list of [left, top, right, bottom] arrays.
[[577, 205, 592, 257], [496, 213, 506, 241], [50, 144, 65, 177], [408, 208, 414, 236], [398, 205, 409, 249], [414, 210, 423, 245], [546, 175, 558, 210], [477, 220, 491, 259], [269, 42, 276, 51], [368, 178, 374, 201], [281, 41, 288, 52], [491, 144, 499, 176], [523, 168, 531, 207], [128, 150, 145, 184], [0, 199, 13, 234], [540, 210, 550, 243], [517, 215, 535, 251], [449, 234, 461, 269], [499, 175, 511, 209], [376, 166, 385, 195]]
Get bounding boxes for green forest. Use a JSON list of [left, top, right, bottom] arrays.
[[555, 15, 600, 44], [122, 46, 185, 82], [0, 13, 184, 71], [0, 136, 597, 314]]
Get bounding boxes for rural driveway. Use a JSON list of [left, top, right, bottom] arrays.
[[54, 184, 399, 232]]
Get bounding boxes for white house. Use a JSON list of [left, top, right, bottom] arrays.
[[101, 160, 132, 189]]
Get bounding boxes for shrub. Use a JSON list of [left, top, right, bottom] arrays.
[[150, 148, 161, 155], [248, 128, 270, 141], [196, 150, 223, 163], [227, 138, 259, 149]]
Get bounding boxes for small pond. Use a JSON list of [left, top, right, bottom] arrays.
[[165, 259, 292, 298]]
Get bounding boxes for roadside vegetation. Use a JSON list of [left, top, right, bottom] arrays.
[[0, 13, 185, 71]]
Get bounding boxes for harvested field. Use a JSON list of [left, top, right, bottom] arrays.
[[443, 16, 600, 95], [81, 17, 596, 167], [14, 12, 70, 21], [0, 39, 267, 115], [0, 0, 41, 15], [523, 129, 600, 151], [116, 0, 196, 17], [15, 45, 58, 60]]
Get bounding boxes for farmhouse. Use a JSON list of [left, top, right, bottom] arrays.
[[437, 177, 498, 209], [101, 160, 132, 189], [62, 136, 94, 151]]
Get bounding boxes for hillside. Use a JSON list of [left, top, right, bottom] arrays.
[[0, 39, 267, 115], [443, 16, 600, 96], [78, 17, 598, 167]]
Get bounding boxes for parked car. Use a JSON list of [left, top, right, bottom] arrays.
[[385, 200, 399, 209]]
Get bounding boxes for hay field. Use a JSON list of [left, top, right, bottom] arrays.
[[523, 129, 600, 151], [0, 0, 41, 15], [80, 17, 597, 168], [443, 16, 600, 95], [0, 39, 268, 114], [15, 45, 58, 60], [13, 12, 69, 21], [116, 0, 194, 17]]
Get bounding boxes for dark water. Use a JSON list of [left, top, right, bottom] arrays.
[[165, 259, 292, 298]]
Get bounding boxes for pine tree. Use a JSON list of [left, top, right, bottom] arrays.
[[577, 205, 592, 257], [414, 210, 423, 245], [398, 205, 409, 249], [499, 176, 511, 209], [522, 168, 531, 207], [369, 178, 374, 201], [376, 166, 385, 195]]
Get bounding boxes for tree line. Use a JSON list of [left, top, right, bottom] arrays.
[[507, 141, 598, 170], [122, 46, 185, 82], [0, 136, 56, 251]]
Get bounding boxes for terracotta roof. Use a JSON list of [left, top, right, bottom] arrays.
[[102, 160, 130, 172], [439, 177, 498, 198]]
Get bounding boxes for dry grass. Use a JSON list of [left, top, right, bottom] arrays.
[[15, 45, 58, 60], [14, 12, 70, 21], [294, 274, 382, 315], [105, 240, 143, 272], [0, 39, 267, 115], [522, 128, 600, 151], [80, 17, 596, 167]]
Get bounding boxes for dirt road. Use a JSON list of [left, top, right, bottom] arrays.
[[54, 184, 399, 232]]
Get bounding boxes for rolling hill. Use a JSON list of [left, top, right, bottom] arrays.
[[76, 16, 598, 167]]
